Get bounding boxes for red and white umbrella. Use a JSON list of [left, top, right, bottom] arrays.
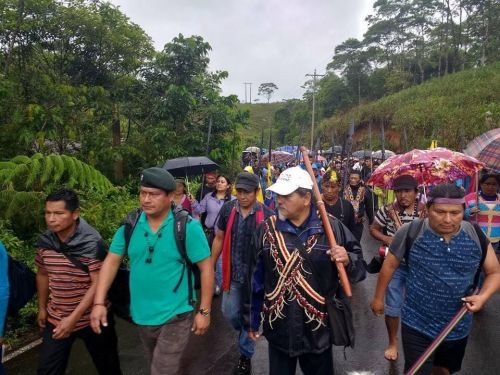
[[368, 148, 484, 189]]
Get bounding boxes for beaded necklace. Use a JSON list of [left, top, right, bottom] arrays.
[[144, 226, 165, 264]]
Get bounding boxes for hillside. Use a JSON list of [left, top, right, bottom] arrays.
[[237, 64, 499, 156], [238, 102, 284, 148], [319, 63, 500, 152]]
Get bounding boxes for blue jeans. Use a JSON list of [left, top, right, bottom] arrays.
[[385, 265, 408, 317], [221, 282, 255, 358], [215, 255, 222, 289]]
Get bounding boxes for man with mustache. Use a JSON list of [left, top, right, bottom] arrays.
[[245, 166, 366, 375]]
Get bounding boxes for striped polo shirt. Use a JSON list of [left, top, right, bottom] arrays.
[[35, 249, 102, 331]]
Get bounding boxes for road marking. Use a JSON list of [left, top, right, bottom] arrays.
[[3, 338, 43, 362]]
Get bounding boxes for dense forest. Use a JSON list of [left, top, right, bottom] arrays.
[[0, 0, 251, 336], [0, 0, 249, 184]]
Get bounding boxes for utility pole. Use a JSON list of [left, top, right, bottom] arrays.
[[243, 82, 252, 103], [305, 69, 324, 151]]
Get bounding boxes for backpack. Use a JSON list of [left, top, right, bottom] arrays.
[[122, 205, 199, 306], [404, 219, 488, 291], [7, 256, 36, 315]]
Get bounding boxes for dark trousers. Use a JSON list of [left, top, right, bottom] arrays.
[[268, 344, 334, 375], [402, 324, 468, 374], [37, 314, 121, 375]]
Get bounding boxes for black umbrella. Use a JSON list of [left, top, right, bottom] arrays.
[[162, 156, 219, 178]]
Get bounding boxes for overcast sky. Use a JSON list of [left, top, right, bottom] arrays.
[[109, 0, 375, 102]]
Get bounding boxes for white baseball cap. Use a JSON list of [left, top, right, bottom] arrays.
[[267, 166, 313, 196]]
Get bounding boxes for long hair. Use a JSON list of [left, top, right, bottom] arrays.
[[216, 174, 233, 201]]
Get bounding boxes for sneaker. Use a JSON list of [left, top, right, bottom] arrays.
[[233, 355, 251, 375]]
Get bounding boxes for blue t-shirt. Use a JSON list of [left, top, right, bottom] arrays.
[[110, 211, 210, 325], [0, 241, 9, 336], [390, 220, 483, 340]]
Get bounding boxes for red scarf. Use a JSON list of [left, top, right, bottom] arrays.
[[222, 205, 264, 291]]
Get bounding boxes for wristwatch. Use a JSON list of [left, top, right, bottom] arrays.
[[198, 308, 210, 317]]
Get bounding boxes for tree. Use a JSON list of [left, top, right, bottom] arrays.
[[327, 38, 371, 105], [315, 72, 354, 117], [132, 34, 249, 165], [0, 2, 249, 183], [0, 0, 154, 182], [258, 82, 279, 103]]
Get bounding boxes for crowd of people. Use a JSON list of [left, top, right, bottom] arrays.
[[0, 155, 499, 375]]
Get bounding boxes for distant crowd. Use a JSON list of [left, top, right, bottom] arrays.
[[1, 157, 499, 375]]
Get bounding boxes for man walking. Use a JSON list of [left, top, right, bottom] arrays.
[[197, 171, 217, 202], [36, 188, 121, 375], [211, 172, 273, 375], [371, 184, 500, 374], [91, 167, 213, 375], [369, 175, 425, 361], [320, 171, 358, 238], [245, 166, 366, 375]]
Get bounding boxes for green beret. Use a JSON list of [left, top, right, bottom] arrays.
[[140, 167, 176, 192]]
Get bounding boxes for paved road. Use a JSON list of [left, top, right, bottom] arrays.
[[6, 226, 500, 374]]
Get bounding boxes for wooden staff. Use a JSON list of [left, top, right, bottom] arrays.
[[301, 146, 352, 297], [406, 304, 469, 375]]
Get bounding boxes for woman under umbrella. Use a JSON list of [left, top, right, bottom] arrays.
[[465, 173, 500, 257]]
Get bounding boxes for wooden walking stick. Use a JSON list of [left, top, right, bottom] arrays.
[[301, 146, 352, 297], [406, 304, 470, 375]]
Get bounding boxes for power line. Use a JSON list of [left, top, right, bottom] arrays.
[[305, 69, 325, 151]]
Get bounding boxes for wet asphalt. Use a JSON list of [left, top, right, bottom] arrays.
[[5, 225, 500, 374]]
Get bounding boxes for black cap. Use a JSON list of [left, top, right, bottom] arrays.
[[235, 172, 259, 192], [141, 167, 176, 192], [393, 175, 418, 190]]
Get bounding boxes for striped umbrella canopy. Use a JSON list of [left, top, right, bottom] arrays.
[[368, 147, 484, 188], [463, 128, 500, 173]]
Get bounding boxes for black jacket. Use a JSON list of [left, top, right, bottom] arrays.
[[244, 207, 366, 356], [37, 218, 107, 260]]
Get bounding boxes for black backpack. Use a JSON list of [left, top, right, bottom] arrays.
[[122, 205, 200, 306], [7, 256, 36, 315]]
